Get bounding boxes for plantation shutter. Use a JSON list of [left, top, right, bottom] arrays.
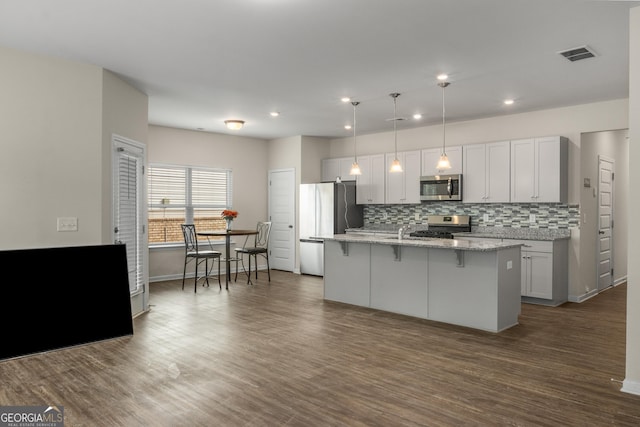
[[115, 144, 145, 294]]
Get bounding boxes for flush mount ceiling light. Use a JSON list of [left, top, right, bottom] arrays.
[[504, 99, 514, 105], [224, 120, 244, 130], [436, 81, 452, 170], [349, 101, 362, 176], [389, 93, 403, 173], [270, 111, 280, 117]]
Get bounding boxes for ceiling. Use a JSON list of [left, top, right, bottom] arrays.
[[1, 0, 638, 140]]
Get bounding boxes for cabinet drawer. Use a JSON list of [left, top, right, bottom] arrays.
[[505, 239, 552, 253]]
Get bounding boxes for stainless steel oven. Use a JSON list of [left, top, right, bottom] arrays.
[[419, 174, 462, 201]]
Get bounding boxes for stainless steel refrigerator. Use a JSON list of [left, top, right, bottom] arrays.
[[299, 181, 363, 276]]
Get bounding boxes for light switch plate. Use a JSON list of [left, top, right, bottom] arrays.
[[483, 213, 489, 222], [57, 217, 78, 232], [414, 213, 420, 220]]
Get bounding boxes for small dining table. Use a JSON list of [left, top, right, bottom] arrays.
[[197, 229, 258, 290]]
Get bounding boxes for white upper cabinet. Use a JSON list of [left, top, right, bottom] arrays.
[[510, 136, 568, 203], [421, 146, 463, 176], [385, 150, 421, 204], [321, 157, 356, 182], [462, 141, 510, 203], [356, 154, 386, 204]]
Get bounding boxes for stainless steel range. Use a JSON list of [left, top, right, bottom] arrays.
[[409, 214, 471, 239]]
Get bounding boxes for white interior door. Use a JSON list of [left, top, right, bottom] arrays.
[[597, 155, 614, 291], [113, 135, 148, 316], [268, 168, 295, 272]]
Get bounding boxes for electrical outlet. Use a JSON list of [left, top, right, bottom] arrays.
[[382, 212, 388, 220], [529, 214, 536, 223], [483, 213, 489, 222], [507, 260, 513, 270], [57, 217, 78, 232], [415, 213, 420, 220]]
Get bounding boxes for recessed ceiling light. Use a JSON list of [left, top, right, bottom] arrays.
[[270, 111, 280, 117], [413, 113, 422, 120], [341, 97, 351, 103], [504, 99, 515, 105], [437, 74, 448, 81], [344, 125, 352, 130]]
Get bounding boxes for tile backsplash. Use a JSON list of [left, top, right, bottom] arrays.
[[364, 202, 579, 229]]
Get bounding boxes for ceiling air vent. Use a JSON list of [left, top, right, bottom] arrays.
[[558, 45, 597, 62]]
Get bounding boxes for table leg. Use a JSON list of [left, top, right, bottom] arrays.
[[225, 234, 231, 289]]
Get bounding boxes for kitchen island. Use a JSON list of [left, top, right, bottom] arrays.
[[323, 234, 523, 333]]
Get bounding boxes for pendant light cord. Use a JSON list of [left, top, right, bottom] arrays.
[[393, 95, 398, 157], [439, 81, 450, 155], [352, 101, 359, 161]]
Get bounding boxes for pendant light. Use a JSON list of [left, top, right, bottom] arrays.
[[389, 93, 403, 173], [436, 81, 452, 170], [349, 101, 362, 175]]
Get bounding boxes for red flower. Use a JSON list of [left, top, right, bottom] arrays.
[[221, 209, 238, 220]]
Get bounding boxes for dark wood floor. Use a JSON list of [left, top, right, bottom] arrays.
[[2, 270, 640, 426]]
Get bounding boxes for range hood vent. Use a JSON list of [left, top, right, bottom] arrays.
[[558, 45, 596, 62]]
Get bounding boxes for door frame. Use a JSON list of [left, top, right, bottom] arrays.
[[112, 134, 148, 316]]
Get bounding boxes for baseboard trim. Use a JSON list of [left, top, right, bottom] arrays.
[[569, 288, 599, 303], [622, 379, 640, 396], [150, 265, 267, 283]]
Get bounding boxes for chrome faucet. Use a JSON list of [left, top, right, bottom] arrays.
[[398, 224, 411, 239]]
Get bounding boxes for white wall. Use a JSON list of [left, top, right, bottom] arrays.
[[0, 44, 147, 250], [624, 5, 640, 395], [301, 136, 330, 184], [101, 70, 149, 242], [148, 125, 269, 281]]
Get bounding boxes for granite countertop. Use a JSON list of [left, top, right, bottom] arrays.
[[325, 233, 523, 252], [346, 225, 571, 241]]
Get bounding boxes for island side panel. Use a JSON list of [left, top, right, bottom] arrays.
[[323, 240, 371, 306], [496, 246, 522, 331], [427, 248, 518, 332], [370, 244, 429, 318]]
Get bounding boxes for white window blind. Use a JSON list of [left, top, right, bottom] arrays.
[[148, 164, 232, 244], [115, 147, 144, 294]]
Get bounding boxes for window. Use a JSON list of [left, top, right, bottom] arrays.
[[148, 164, 232, 245]]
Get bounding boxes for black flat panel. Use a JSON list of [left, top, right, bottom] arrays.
[[0, 244, 134, 360]]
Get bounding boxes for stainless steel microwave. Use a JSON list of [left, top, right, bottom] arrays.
[[419, 174, 462, 201]]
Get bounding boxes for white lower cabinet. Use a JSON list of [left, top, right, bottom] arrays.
[[506, 239, 568, 306]]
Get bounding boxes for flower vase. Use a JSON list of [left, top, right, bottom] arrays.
[[226, 218, 232, 231]]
